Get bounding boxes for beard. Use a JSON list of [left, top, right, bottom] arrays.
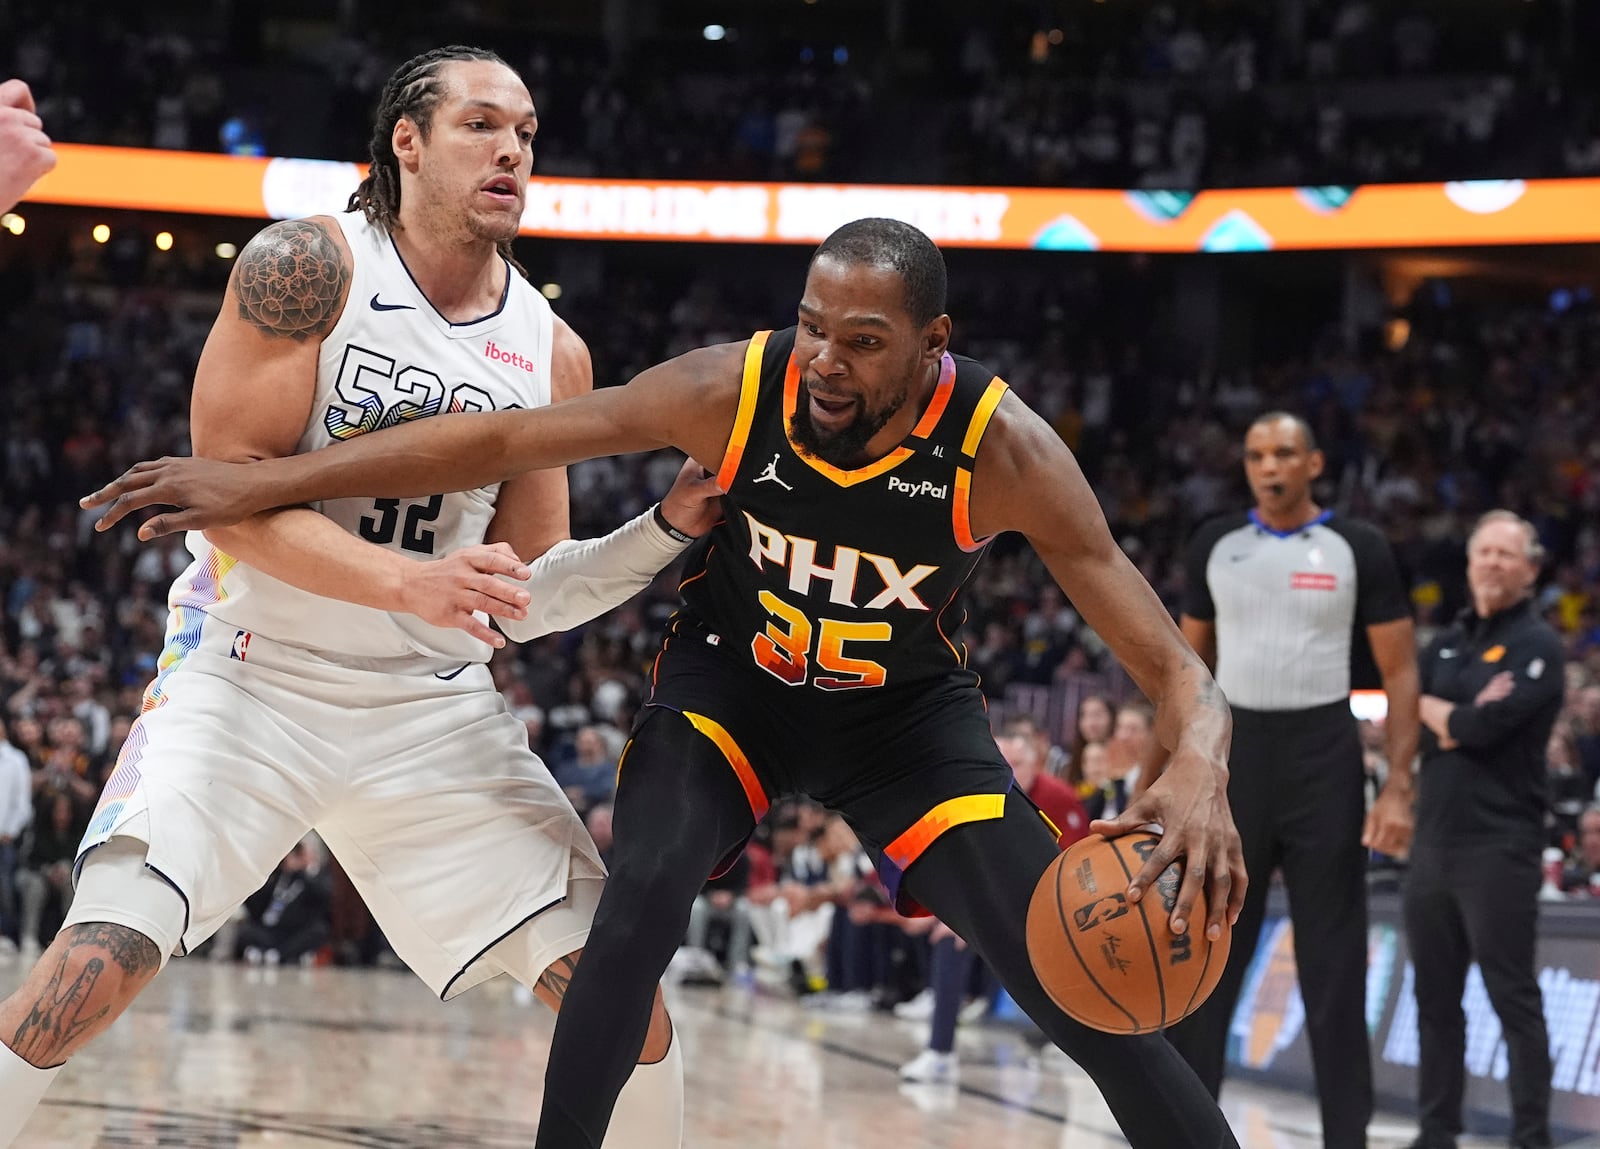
[[466, 200, 523, 245], [789, 381, 907, 469]]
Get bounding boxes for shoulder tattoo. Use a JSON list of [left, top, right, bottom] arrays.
[[234, 219, 349, 340]]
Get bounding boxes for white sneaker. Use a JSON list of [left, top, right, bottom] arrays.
[[899, 1049, 959, 1085], [0, 937, 17, 964], [959, 996, 989, 1024], [18, 938, 41, 964], [893, 988, 936, 1021]]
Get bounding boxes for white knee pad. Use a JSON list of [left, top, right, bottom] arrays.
[[63, 836, 189, 970]]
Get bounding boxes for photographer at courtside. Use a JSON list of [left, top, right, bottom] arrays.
[[1406, 510, 1563, 1149]]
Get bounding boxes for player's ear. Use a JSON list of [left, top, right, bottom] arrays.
[[1308, 448, 1326, 481], [922, 314, 952, 362], [392, 115, 422, 171]]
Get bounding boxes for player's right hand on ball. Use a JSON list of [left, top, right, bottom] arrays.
[[398, 542, 532, 648], [1092, 748, 1246, 943]]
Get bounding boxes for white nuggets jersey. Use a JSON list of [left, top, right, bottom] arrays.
[[170, 211, 554, 664]]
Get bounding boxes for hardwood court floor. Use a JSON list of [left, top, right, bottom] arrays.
[[1, 961, 1455, 1148]]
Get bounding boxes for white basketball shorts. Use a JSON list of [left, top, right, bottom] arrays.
[[79, 612, 606, 999]]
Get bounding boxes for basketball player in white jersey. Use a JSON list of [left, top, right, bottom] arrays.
[[0, 46, 699, 1147]]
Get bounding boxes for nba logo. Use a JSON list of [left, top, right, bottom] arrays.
[[231, 630, 252, 661]]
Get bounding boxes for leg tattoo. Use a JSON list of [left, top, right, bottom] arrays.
[[9, 924, 160, 1064], [537, 954, 579, 1004]]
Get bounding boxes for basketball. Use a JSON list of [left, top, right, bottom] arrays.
[[1026, 832, 1230, 1035]]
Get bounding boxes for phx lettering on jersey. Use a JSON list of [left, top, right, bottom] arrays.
[[743, 510, 938, 610], [887, 475, 949, 500], [484, 340, 536, 372]]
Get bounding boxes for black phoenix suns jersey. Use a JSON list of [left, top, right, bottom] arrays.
[[676, 326, 1009, 698]]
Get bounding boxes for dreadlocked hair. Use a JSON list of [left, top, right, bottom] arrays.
[[347, 44, 529, 279]]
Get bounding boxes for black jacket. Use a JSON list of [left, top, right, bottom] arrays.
[[1416, 597, 1564, 847]]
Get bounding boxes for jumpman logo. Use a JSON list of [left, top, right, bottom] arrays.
[[754, 453, 793, 490]]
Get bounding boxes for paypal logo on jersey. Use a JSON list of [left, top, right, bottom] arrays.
[[887, 476, 949, 501], [485, 340, 536, 373]]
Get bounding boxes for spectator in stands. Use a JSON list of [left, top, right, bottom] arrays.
[[585, 802, 614, 869], [1571, 685, 1600, 795], [12, 792, 81, 961], [1563, 806, 1600, 895], [0, 719, 30, 955], [1065, 693, 1116, 781], [235, 839, 331, 968], [553, 724, 619, 816]]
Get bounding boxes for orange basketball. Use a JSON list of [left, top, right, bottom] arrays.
[[1025, 832, 1230, 1035]]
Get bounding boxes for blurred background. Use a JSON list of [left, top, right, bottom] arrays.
[[3, 0, 1600, 1139]]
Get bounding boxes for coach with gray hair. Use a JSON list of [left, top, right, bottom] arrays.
[[1406, 510, 1562, 1149]]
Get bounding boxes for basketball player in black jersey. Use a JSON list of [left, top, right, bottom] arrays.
[[84, 219, 1248, 1149]]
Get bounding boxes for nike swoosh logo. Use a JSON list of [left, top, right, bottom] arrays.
[[1439, 650, 1457, 658], [370, 294, 416, 312], [1228, 554, 1250, 563]]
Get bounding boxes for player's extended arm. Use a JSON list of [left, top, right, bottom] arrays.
[[1131, 614, 1214, 798], [83, 342, 746, 538], [480, 318, 723, 643], [182, 217, 532, 646], [971, 394, 1243, 939]]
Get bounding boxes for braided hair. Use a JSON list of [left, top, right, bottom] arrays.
[[347, 45, 528, 278]]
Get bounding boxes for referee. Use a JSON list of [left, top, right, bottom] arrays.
[[1407, 511, 1560, 1149], [1146, 412, 1420, 1149]]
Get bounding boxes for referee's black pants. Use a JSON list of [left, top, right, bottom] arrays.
[[1403, 842, 1551, 1149], [1165, 700, 1373, 1149]]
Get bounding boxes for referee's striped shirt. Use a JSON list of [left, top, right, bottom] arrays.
[[1184, 510, 1410, 711]]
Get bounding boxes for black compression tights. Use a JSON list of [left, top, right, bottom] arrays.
[[903, 789, 1239, 1149], [536, 707, 756, 1149], [534, 710, 1237, 1149]]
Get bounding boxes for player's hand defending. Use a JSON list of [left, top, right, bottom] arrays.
[[0, 79, 57, 215], [397, 542, 532, 648], [1091, 749, 1245, 942], [81, 455, 269, 538], [657, 458, 723, 539]]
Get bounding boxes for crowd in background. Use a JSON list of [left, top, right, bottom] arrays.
[[3, 0, 1600, 188]]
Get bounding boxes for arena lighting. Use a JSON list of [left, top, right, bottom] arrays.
[[24, 145, 1600, 253], [155, 230, 174, 251], [703, 24, 726, 41], [0, 213, 22, 235], [215, 241, 238, 259], [92, 223, 110, 243], [540, 282, 562, 300]]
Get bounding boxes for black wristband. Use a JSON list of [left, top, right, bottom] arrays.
[[652, 502, 695, 545]]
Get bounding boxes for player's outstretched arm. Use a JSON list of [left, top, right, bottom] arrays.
[[969, 393, 1244, 941], [82, 342, 746, 539]]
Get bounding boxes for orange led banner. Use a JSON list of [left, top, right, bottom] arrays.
[[24, 144, 1600, 252]]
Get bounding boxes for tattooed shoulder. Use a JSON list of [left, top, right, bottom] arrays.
[[233, 218, 349, 341]]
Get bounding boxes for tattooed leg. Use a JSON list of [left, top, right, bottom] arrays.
[[531, 948, 673, 1064], [0, 923, 161, 1067]]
